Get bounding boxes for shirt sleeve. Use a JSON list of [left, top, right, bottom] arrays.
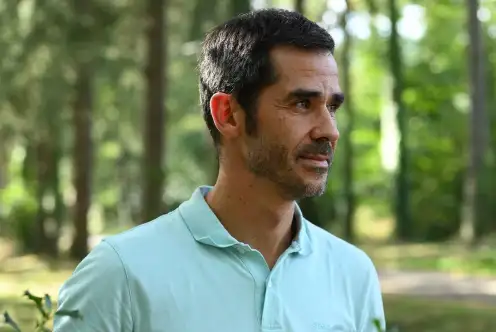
[[53, 240, 133, 332], [358, 258, 386, 332]]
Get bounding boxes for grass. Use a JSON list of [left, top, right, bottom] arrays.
[[360, 242, 496, 277], [2, 295, 495, 331], [0, 253, 74, 331], [351, 209, 496, 277], [384, 295, 496, 331], [0, 255, 74, 300]]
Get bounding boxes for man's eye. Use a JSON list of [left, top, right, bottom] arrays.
[[327, 104, 339, 112], [295, 99, 311, 109]]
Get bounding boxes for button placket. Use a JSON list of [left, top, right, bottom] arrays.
[[261, 255, 290, 331], [261, 282, 282, 331], [231, 244, 271, 327]]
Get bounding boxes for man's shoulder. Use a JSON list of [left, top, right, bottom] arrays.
[[306, 221, 376, 272], [101, 208, 192, 259]]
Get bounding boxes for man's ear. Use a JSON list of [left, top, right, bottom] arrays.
[[210, 92, 242, 140]]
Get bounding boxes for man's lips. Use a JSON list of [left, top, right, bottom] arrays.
[[299, 154, 330, 167]]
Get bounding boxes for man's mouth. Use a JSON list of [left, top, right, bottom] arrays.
[[299, 154, 330, 168]]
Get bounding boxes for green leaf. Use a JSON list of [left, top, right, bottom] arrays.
[[373, 318, 383, 332], [23, 291, 48, 319], [2, 311, 21, 332]]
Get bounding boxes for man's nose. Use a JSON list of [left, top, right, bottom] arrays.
[[309, 109, 340, 149]]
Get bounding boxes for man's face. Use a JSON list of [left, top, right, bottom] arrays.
[[242, 46, 343, 200]]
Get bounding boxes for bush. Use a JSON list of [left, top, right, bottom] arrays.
[[1, 291, 80, 332], [7, 198, 38, 254]]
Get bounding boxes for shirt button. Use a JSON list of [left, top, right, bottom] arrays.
[[267, 281, 272, 288]]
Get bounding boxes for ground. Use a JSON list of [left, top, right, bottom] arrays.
[[362, 242, 496, 277], [384, 295, 496, 331]]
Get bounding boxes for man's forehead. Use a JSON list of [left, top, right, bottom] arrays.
[[270, 46, 338, 72], [270, 47, 339, 85], [269, 47, 340, 94]]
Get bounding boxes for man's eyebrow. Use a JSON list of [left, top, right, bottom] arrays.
[[284, 89, 346, 105], [331, 92, 345, 105], [284, 89, 323, 102]]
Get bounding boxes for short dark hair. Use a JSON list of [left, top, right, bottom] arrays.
[[198, 8, 335, 146]]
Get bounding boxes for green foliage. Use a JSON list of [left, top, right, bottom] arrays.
[[6, 196, 37, 254], [1, 291, 81, 332], [373, 318, 400, 332], [374, 318, 383, 331]]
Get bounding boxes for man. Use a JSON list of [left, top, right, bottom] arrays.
[[55, 8, 385, 332]]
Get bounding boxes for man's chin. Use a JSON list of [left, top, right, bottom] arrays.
[[294, 176, 328, 199], [302, 183, 327, 198]]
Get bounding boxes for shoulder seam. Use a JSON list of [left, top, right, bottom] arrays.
[[102, 240, 135, 330]]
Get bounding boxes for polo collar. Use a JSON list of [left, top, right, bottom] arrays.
[[179, 186, 313, 255], [178, 186, 239, 248], [292, 203, 313, 256]]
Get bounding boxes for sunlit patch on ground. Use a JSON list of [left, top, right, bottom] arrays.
[[0, 253, 74, 299]]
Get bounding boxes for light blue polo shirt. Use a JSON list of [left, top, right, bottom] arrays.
[[54, 186, 385, 332]]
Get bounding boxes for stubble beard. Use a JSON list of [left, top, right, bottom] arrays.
[[246, 138, 329, 201]]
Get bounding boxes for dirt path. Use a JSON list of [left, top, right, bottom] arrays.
[[379, 269, 496, 305]]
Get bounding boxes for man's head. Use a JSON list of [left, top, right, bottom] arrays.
[[198, 9, 344, 200]]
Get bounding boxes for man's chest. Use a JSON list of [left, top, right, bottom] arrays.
[[129, 255, 359, 332]]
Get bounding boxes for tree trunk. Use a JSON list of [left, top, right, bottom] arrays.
[[35, 134, 61, 257], [70, 62, 93, 261], [34, 139, 51, 254], [388, 0, 410, 241], [47, 121, 64, 256], [141, 0, 167, 223], [365, 0, 378, 41], [460, 0, 487, 243], [341, 0, 355, 243], [70, 0, 94, 260], [0, 134, 7, 190], [365, 0, 377, 15], [294, 0, 304, 13]]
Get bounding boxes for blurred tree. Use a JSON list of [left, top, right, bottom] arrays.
[[460, 0, 488, 243], [70, 0, 95, 260], [295, 0, 304, 13], [141, 0, 167, 222], [388, 0, 411, 241], [404, 2, 467, 241]]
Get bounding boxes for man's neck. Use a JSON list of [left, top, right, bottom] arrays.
[[205, 168, 296, 268]]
